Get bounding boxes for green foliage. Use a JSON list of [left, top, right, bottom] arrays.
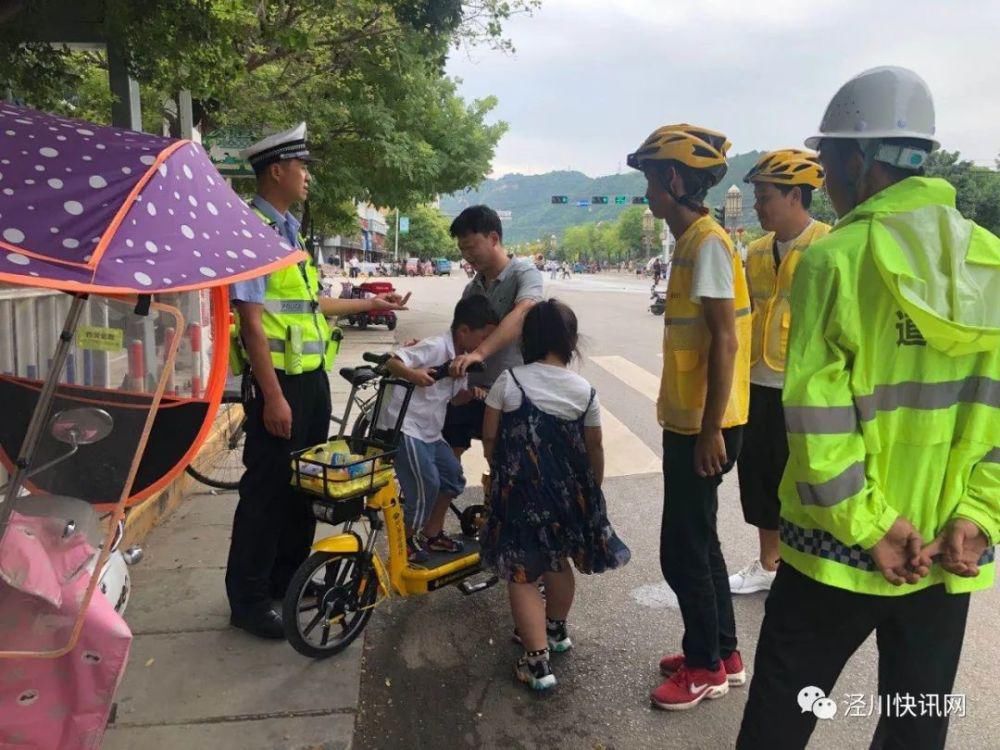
[[0, 0, 534, 232], [385, 204, 457, 259], [925, 151, 1000, 236], [808, 189, 837, 226], [554, 206, 662, 263]]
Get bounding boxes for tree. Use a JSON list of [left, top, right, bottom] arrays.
[[385, 205, 455, 260], [809, 189, 837, 226], [616, 206, 646, 258], [925, 151, 1000, 236], [0, 0, 537, 231]]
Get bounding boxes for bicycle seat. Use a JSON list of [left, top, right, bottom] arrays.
[[339, 366, 378, 386]]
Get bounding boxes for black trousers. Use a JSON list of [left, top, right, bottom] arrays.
[[225, 368, 332, 617], [737, 565, 970, 750], [736, 384, 788, 530], [660, 427, 743, 671]]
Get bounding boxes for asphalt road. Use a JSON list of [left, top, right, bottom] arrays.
[[351, 272, 998, 750]]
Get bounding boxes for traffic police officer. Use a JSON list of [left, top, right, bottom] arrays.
[[225, 123, 407, 638]]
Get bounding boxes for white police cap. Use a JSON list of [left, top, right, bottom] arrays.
[[240, 122, 313, 171]]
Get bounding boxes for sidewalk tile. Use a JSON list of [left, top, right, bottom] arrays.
[[113, 631, 361, 725], [105, 714, 354, 750]]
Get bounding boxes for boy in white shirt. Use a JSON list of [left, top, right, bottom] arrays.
[[380, 296, 498, 562]]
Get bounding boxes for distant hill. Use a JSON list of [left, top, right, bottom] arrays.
[[441, 152, 763, 244]]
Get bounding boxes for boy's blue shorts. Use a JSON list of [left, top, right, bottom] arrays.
[[395, 434, 466, 529]]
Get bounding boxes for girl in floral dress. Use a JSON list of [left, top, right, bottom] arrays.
[[481, 299, 630, 691]]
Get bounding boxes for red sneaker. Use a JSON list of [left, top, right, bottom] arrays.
[[659, 650, 746, 686], [651, 663, 729, 711]]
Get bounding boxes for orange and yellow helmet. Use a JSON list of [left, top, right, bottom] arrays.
[[743, 149, 824, 189], [627, 124, 730, 187]]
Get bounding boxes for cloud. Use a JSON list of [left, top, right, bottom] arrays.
[[448, 0, 1000, 176]]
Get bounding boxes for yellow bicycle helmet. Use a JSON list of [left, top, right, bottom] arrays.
[[627, 124, 730, 210], [743, 149, 824, 189], [627, 124, 730, 176]]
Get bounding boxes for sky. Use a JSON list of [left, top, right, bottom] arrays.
[[446, 0, 1000, 177]]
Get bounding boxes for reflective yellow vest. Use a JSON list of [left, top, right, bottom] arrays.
[[746, 221, 830, 373], [658, 215, 751, 434], [234, 207, 338, 374]]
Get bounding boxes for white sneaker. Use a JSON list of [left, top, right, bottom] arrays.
[[728, 559, 776, 595]]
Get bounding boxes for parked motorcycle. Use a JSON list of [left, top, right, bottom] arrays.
[[649, 283, 666, 316]]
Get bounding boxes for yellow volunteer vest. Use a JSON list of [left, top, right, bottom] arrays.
[[658, 215, 751, 434], [746, 221, 830, 372], [233, 206, 337, 374]]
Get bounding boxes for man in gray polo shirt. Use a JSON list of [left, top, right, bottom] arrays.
[[446, 205, 544, 455]]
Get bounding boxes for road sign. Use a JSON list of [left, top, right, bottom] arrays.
[[399, 216, 410, 234], [614, 195, 628, 205], [592, 196, 609, 205], [631, 196, 649, 205], [576, 200, 591, 207], [202, 127, 257, 177], [551, 195, 569, 204]]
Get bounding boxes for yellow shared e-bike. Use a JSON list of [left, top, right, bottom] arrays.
[[281, 353, 495, 658]]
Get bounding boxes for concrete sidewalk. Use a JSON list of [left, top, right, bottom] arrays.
[[105, 323, 397, 750]]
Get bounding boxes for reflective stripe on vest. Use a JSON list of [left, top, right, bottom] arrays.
[[780, 518, 996, 573], [244, 205, 334, 373], [657, 215, 752, 434], [267, 339, 327, 354], [262, 299, 318, 314], [746, 222, 830, 373]]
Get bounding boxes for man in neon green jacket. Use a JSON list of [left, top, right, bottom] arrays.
[[738, 66, 999, 750]]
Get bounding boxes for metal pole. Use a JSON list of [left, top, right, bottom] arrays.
[[0, 294, 88, 534], [394, 209, 400, 263]]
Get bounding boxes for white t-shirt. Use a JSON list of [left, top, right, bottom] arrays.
[[486, 362, 601, 427], [690, 236, 735, 301], [377, 333, 466, 442], [349, 257, 360, 268], [749, 222, 813, 389]]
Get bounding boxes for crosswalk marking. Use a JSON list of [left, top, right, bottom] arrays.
[[460, 405, 660, 487], [590, 355, 660, 402]]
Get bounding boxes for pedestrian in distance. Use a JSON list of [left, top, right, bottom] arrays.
[[737, 66, 1000, 750], [728, 149, 831, 596], [224, 123, 409, 639], [480, 299, 631, 692], [628, 123, 752, 711]]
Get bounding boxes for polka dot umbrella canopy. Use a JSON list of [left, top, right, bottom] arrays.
[[0, 103, 305, 293]]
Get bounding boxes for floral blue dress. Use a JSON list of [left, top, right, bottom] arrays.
[[480, 372, 630, 583]]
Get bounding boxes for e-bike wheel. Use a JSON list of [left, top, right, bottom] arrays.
[[283, 551, 378, 659]]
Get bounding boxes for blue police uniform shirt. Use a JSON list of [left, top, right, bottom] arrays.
[[230, 196, 303, 304]]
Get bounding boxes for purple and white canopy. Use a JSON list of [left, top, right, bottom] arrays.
[[0, 104, 303, 294]]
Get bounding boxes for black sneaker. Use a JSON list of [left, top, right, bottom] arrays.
[[515, 655, 557, 691]]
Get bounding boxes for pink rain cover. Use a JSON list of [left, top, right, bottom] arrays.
[[0, 512, 131, 749], [0, 104, 304, 293]]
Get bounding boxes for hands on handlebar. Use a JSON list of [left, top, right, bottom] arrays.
[[360, 352, 483, 383]]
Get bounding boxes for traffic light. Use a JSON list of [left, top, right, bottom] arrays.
[[631, 196, 649, 205], [714, 206, 726, 225], [614, 195, 628, 205], [551, 195, 569, 204], [592, 195, 609, 205]]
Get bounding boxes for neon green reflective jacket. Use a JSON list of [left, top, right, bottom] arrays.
[[779, 176, 1000, 596]]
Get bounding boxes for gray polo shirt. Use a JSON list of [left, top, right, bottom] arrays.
[[462, 257, 544, 386]]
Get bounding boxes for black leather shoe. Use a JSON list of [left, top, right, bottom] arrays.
[[230, 608, 284, 639]]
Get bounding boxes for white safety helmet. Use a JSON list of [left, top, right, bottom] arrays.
[[806, 66, 939, 168]]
